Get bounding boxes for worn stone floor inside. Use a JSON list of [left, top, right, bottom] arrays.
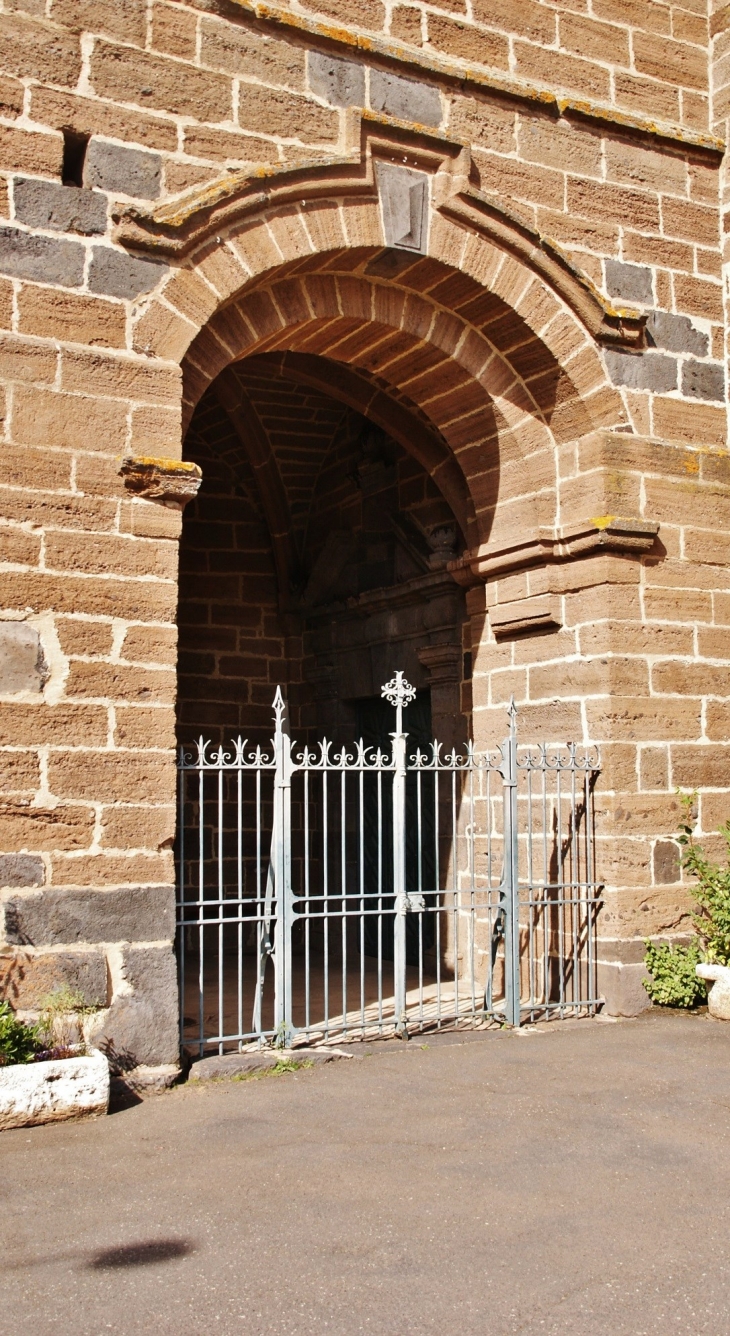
[[1, 1011, 728, 1336]]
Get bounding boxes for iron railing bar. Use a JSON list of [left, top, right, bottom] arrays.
[[177, 757, 186, 1048], [435, 764, 441, 1029], [323, 767, 329, 1038], [341, 765, 347, 1038], [237, 757, 243, 1049], [197, 759, 204, 1056], [305, 767, 310, 1035], [359, 761, 365, 1030]]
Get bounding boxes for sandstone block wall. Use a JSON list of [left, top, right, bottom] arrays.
[[0, 0, 727, 1048]]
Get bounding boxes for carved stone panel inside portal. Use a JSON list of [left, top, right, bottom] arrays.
[[375, 162, 429, 253]]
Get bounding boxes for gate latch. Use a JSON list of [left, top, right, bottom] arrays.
[[395, 892, 426, 914]]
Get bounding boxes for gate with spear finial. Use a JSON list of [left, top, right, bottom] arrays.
[[177, 674, 601, 1055]]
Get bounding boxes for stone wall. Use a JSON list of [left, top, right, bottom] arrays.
[[0, 0, 728, 1056]]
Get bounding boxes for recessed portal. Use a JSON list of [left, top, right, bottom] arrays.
[[177, 355, 469, 752], [176, 356, 473, 1049]]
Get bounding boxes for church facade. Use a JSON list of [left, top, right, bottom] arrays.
[[0, 0, 728, 1074]]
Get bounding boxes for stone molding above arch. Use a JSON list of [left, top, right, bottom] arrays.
[[117, 112, 645, 351]]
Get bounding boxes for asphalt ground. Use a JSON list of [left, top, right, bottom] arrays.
[[1, 1010, 728, 1336]]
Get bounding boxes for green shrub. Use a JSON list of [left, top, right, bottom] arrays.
[[643, 794, 730, 1007], [643, 940, 705, 1008], [0, 1001, 40, 1066], [678, 796, 730, 967]]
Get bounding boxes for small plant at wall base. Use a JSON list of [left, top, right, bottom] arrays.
[[0, 1002, 40, 1065], [0, 988, 101, 1066], [36, 986, 100, 1060], [644, 794, 730, 1007]]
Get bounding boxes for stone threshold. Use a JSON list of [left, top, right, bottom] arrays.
[[187, 1047, 359, 1083]]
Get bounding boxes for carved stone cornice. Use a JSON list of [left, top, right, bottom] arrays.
[[213, 0, 723, 158], [114, 112, 645, 348], [345, 567, 461, 616], [118, 456, 202, 506], [449, 516, 660, 587]]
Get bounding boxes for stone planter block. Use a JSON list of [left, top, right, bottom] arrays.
[[0, 1052, 109, 1131], [696, 964, 730, 1021]]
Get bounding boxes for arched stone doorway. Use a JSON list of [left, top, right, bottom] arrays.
[[161, 195, 626, 1048], [112, 120, 660, 1055]]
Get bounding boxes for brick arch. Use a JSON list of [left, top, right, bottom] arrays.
[[177, 278, 623, 548], [134, 195, 622, 417], [133, 198, 628, 546]]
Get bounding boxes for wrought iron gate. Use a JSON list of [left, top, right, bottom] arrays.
[[177, 674, 601, 1054]]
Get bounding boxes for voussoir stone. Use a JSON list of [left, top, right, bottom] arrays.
[[88, 246, 168, 300], [1, 884, 175, 948]]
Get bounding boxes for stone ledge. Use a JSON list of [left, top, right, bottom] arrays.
[[0, 1052, 109, 1132], [450, 516, 660, 587], [489, 595, 562, 639], [110, 1063, 181, 1107], [118, 456, 202, 506]]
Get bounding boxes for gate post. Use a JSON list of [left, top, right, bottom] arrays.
[[272, 687, 294, 1046], [382, 672, 417, 1039], [392, 725, 408, 1037], [501, 700, 521, 1027]]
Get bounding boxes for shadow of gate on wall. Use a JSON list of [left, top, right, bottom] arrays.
[[176, 677, 601, 1055]]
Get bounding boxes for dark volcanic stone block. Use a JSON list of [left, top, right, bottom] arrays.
[[307, 50, 365, 107], [13, 178, 108, 235], [0, 225, 85, 286], [84, 138, 162, 200], [1, 884, 175, 947], [88, 247, 168, 299], [369, 70, 441, 127]]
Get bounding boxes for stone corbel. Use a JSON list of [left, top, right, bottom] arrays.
[[118, 456, 202, 507]]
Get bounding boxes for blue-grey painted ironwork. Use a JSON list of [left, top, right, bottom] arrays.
[[176, 677, 601, 1053]]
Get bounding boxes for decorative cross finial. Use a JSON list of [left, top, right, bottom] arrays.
[[381, 671, 416, 735]]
